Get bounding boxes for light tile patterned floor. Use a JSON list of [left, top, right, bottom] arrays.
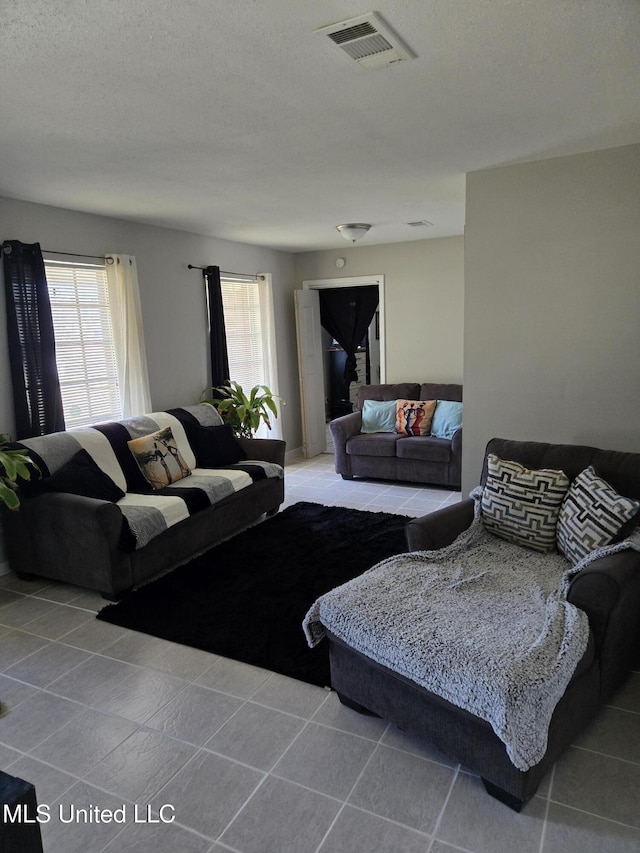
[[0, 454, 638, 852]]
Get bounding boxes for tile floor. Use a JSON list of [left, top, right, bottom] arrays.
[[0, 453, 638, 853]]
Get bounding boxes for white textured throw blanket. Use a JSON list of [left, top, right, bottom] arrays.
[[303, 509, 640, 771]]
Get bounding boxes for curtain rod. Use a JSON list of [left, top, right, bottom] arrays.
[[43, 249, 115, 263], [188, 264, 264, 281]]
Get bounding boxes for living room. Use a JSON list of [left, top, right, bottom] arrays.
[[1, 2, 639, 852]]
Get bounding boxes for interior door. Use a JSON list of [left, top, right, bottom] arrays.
[[295, 289, 327, 458]]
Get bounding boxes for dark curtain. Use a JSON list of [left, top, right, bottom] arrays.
[[2, 240, 65, 438], [204, 265, 230, 387], [319, 286, 379, 397]]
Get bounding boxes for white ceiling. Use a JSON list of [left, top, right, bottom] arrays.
[[1, 1, 639, 253]]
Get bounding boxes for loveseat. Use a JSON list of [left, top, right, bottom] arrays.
[[329, 382, 462, 489], [2, 403, 285, 599], [306, 437, 640, 810]]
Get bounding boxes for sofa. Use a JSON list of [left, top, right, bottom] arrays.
[[329, 382, 462, 489], [2, 403, 285, 599], [308, 438, 640, 810]]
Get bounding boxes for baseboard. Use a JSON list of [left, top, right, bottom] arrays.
[[285, 447, 304, 464]]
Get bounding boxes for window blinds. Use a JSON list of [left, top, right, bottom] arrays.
[[45, 261, 122, 429], [220, 278, 266, 390]]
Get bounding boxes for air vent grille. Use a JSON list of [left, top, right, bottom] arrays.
[[316, 12, 415, 70], [329, 22, 377, 45]]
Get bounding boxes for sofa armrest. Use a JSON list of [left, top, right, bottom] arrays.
[[405, 499, 475, 551], [567, 548, 640, 699], [3, 492, 130, 594], [236, 437, 286, 467], [329, 412, 362, 477]]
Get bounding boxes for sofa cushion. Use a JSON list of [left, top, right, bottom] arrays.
[[128, 426, 192, 490], [557, 466, 640, 565], [481, 454, 570, 552], [346, 433, 399, 458], [396, 436, 452, 463], [420, 383, 463, 403], [395, 400, 437, 436], [357, 383, 420, 410], [185, 423, 246, 467], [361, 399, 397, 434], [40, 448, 125, 502]]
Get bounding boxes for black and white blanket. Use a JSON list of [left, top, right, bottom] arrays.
[[18, 404, 283, 550], [303, 505, 640, 771]]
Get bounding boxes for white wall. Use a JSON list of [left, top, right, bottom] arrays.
[[463, 143, 640, 492], [294, 236, 464, 385]]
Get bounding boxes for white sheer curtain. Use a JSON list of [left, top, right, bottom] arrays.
[[105, 254, 152, 417]]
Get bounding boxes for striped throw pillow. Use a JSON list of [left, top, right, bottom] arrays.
[[557, 466, 640, 565], [481, 454, 570, 552]]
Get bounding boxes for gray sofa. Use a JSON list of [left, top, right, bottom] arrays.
[[329, 382, 462, 489], [325, 437, 640, 810], [2, 404, 285, 598]]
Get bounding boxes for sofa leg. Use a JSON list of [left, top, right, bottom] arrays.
[[336, 692, 379, 717], [481, 779, 528, 812], [341, 474, 354, 480], [265, 506, 279, 517], [15, 571, 36, 582], [100, 590, 124, 602]]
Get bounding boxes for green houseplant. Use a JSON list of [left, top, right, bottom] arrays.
[[0, 435, 36, 510], [201, 381, 283, 439]]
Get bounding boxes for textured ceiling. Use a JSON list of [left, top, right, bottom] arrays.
[[1, 1, 639, 252]]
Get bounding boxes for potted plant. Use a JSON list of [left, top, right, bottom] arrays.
[[201, 381, 283, 439], [0, 435, 36, 510]]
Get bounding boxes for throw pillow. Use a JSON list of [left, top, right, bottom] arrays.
[[185, 423, 246, 467], [557, 466, 640, 565], [41, 449, 125, 502], [431, 400, 463, 440], [481, 454, 570, 552], [395, 399, 437, 437], [128, 426, 191, 490], [361, 399, 397, 434]]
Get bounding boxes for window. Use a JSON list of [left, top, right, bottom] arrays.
[[220, 273, 280, 438], [44, 260, 122, 429]]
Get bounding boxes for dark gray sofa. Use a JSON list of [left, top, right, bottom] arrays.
[[2, 405, 285, 598], [326, 437, 640, 810], [329, 382, 462, 489]]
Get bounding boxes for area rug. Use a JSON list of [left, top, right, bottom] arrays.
[[97, 501, 410, 687]]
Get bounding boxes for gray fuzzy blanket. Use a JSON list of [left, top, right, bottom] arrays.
[[303, 507, 639, 771]]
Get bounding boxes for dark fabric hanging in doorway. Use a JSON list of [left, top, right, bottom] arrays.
[[2, 239, 65, 438], [204, 265, 230, 387], [319, 285, 378, 397]]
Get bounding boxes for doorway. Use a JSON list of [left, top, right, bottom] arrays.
[[295, 275, 386, 458]]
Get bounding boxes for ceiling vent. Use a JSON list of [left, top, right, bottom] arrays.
[[316, 12, 415, 70], [407, 220, 434, 228]]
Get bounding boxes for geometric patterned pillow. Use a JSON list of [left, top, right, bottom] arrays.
[[127, 426, 191, 490], [557, 466, 640, 566], [481, 454, 570, 552]]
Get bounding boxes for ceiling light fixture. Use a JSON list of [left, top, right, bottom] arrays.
[[336, 223, 371, 243]]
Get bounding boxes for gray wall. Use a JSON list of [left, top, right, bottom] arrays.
[[463, 143, 640, 492], [294, 236, 464, 385], [0, 197, 301, 447]]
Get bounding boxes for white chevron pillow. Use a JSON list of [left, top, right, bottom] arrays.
[[481, 454, 570, 552], [557, 466, 640, 565]]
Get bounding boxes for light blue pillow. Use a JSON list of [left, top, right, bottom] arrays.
[[361, 399, 397, 433], [430, 400, 463, 440]]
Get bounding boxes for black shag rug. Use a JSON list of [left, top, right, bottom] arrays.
[[97, 501, 410, 687]]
